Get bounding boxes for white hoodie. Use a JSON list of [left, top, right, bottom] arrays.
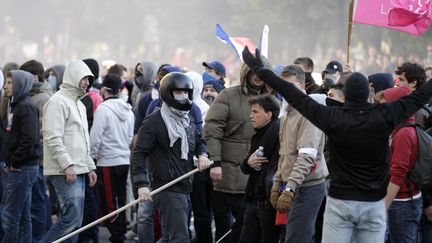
[[185, 71, 209, 121], [90, 98, 134, 166]]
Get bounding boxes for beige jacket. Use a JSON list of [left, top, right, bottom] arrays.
[[276, 95, 328, 191], [42, 60, 96, 175]]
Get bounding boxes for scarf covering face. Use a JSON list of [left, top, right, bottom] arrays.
[[160, 102, 190, 160]]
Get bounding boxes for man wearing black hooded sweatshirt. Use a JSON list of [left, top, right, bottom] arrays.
[[2, 70, 41, 243], [242, 47, 432, 243]]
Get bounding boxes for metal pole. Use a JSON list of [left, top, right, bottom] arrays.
[[215, 229, 232, 243], [53, 167, 201, 243]]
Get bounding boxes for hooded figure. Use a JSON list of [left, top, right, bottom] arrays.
[[43, 60, 95, 175], [368, 73, 394, 94], [44, 65, 65, 93], [41, 60, 97, 243], [131, 61, 157, 109], [2, 70, 41, 243], [185, 71, 209, 121]]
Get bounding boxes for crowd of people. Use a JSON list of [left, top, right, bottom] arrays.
[[0, 45, 432, 243]]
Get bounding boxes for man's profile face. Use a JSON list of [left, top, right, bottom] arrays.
[[80, 76, 90, 91]]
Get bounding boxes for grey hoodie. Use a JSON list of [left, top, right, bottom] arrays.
[[10, 70, 33, 102], [90, 98, 134, 166]]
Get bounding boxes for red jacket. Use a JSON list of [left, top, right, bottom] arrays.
[[389, 118, 420, 199]]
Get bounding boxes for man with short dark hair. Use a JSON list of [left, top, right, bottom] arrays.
[[239, 94, 280, 243]]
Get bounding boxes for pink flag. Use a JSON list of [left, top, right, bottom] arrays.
[[388, 0, 432, 34], [353, 0, 431, 35]]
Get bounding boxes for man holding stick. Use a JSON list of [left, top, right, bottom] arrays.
[[132, 72, 212, 243]]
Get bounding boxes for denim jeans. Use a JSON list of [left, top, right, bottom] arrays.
[[1, 165, 39, 243], [388, 197, 422, 243], [322, 196, 386, 243], [285, 183, 326, 243], [138, 200, 155, 243], [153, 191, 190, 243], [40, 175, 85, 243], [31, 165, 48, 242]]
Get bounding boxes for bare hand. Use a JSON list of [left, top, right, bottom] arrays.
[[247, 148, 269, 170], [138, 187, 151, 201], [210, 166, 222, 182], [88, 170, 97, 187], [425, 206, 432, 221], [65, 166, 77, 184], [197, 156, 213, 171]]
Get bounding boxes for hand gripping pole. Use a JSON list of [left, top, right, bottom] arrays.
[[54, 167, 203, 243]]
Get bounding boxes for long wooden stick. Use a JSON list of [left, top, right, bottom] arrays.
[[347, 0, 354, 65], [53, 167, 201, 243]]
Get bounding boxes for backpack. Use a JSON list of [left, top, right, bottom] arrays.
[[395, 123, 432, 189]]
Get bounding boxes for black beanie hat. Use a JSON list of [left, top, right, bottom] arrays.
[[102, 74, 121, 94], [83, 58, 100, 80], [343, 72, 370, 103]]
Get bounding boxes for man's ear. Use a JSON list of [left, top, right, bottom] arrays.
[[410, 80, 417, 89]]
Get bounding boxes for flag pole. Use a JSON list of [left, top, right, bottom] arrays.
[[347, 0, 354, 65]]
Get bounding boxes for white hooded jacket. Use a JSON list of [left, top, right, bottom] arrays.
[[185, 71, 209, 121], [42, 60, 96, 175], [90, 98, 134, 166]]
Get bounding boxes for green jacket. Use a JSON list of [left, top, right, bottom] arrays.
[[204, 62, 272, 194]]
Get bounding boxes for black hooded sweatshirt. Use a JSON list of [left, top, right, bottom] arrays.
[[256, 70, 432, 202], [4, 70, 41, 168]]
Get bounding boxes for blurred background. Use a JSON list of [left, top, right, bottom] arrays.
[[0, 0, 431, 82]]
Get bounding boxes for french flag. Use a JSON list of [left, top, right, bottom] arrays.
[[215, 24, 268, 60]]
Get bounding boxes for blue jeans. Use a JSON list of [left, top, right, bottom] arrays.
[[388, 197, 422, 243], [40, 175, 85, 243], [1, 165, 39, 243], [322, 196, 386, 243], [153, 191, 190, 243], [138, 200, 155, 243], [285, 183, 326, 243], [31, 166, 48, 242]]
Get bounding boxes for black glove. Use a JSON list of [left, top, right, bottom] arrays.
[[242, 46, 265, 74]]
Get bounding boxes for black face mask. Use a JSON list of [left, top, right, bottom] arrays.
[[203, 96, 215, 105], [305, 72, 314, 85], [135, 73, 143, 90]]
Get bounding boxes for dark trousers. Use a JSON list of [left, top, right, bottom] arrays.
[[97, 165, 129, 243], [210, 190, 246, 243], [78, 174, 99, 243], [239, 200, 280, 243], [190, 171, 213, 243]]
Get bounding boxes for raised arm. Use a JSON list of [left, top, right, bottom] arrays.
[[242, 47, 331, 132]]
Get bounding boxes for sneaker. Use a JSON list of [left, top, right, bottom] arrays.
[[125, 230, 137, 240]]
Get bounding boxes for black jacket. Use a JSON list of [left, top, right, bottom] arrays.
[[132, 110, 208, 194], [258, 69, 432, 202], [241, 119, 280, 202], [5, 95, 41, 168]]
